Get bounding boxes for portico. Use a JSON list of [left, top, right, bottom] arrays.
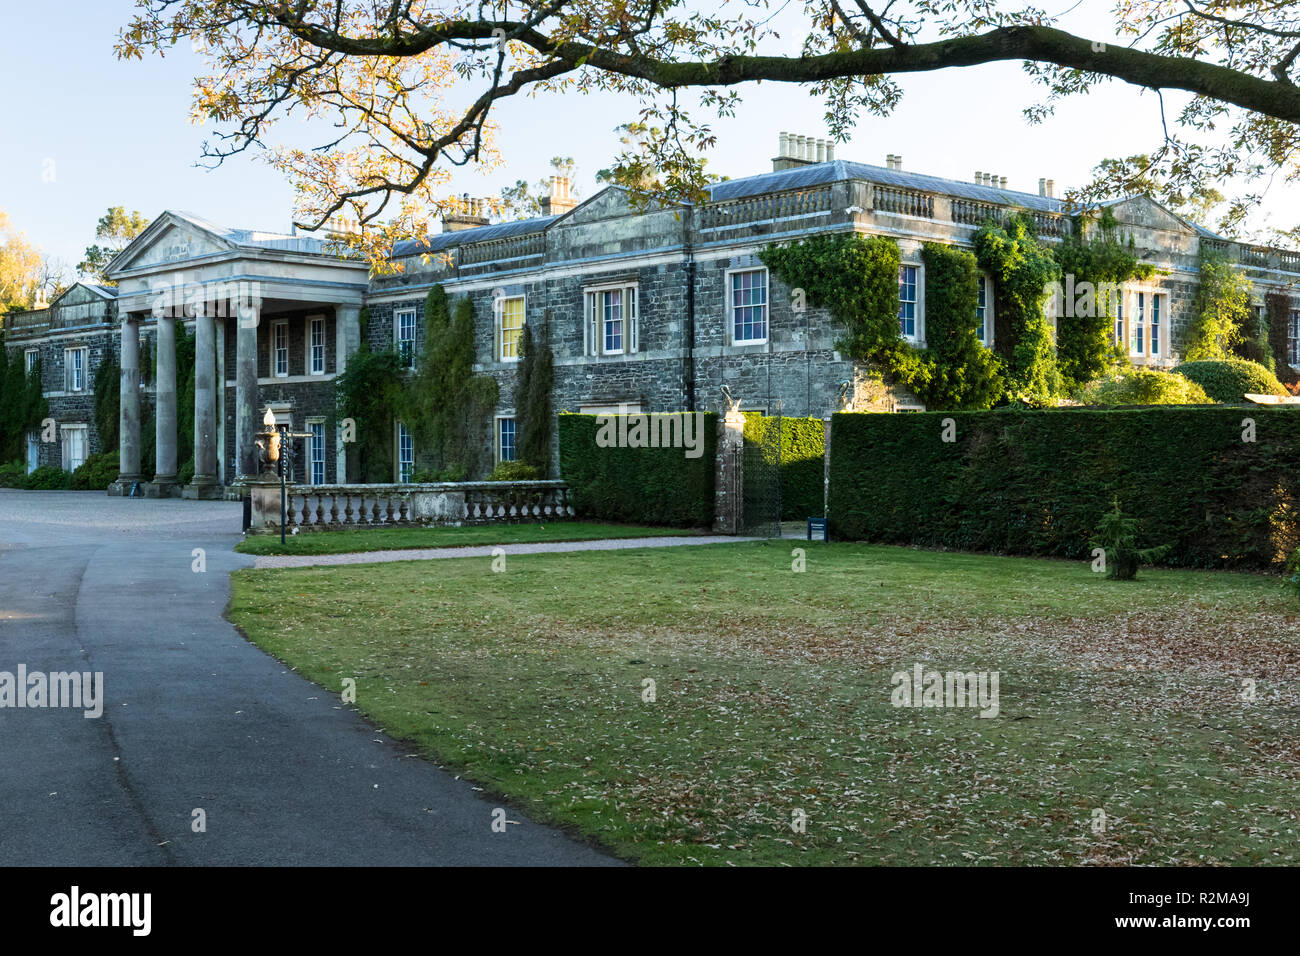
[[104, 211, 368, 497]]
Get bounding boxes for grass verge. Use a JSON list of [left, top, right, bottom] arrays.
[[230, 540, 1300, 865]]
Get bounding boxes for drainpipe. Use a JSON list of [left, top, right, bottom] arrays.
[[684, 205, 696, 412]]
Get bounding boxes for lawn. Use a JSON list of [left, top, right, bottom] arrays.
[[234, 520, 696, 555], [229, 541, 1300, 865]]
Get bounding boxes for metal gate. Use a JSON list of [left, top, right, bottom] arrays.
[[741, 402, 782, 537]]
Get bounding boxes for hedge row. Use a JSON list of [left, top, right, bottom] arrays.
[[558, 413, 717, 527], [742, 413, 827, 519], [828, 408, 1300, 568]]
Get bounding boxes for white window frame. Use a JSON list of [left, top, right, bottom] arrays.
[[1149, 292, 1164, 358], [726, 267, 769, 346], [307, 315, 326, 376], [1130, 291, 1147, 357], [898, 262, 924, 344], [271, 320, 289, 377], [24, 349, 38, 374], [60, 423, 88, 472], [395, 308, 417, 369], [975, 274, 994, 347], [307, 418, 326, 485], [396, 421, 414, 483], [496, 295, 526, 363], [495, 415, 517, 463], [63, 346, 87, 392], [583, 283, 639, 357]]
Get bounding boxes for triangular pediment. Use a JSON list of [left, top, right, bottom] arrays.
[[559, 186, 677, 226], [50, 282, 114, 309], [106, 212, 240, 276], [1097, 196, 1197, 236]]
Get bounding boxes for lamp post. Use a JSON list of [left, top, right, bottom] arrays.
[[257, 407, 313, 544]]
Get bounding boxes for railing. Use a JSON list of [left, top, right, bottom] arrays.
[[1280, 249, 1300, 272], [872, 185, 935, 219], [951, 199, 1002, 226], [458, 232, 546, 266], [1242, 246, 1272, 269], [247, 479, 574, 532], [700, 186, 833, 229]]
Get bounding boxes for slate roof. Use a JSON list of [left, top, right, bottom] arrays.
[[708, 159, 1066, 213], [392, 216, 558, 258]]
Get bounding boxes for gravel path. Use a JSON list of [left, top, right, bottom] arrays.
[[254, 534, 762, 568]]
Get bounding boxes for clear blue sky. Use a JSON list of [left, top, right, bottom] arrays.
[[2, 1, 1295, 271]]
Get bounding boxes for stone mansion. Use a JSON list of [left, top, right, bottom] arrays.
[[5, 132, 1300, 493]]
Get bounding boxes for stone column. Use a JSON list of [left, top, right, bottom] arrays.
[[235, 301, 260, 481], [335, 304, 361, 482], [151, 315, 178, 492], [191, 306, 218, 492], [113, 313, 142, 493]]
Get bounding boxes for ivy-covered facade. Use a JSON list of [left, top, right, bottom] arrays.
[[6, 136, 1300, 488]]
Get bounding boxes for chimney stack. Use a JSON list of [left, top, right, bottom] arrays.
[[1045, 179, 1055, 198], [999, 176, 1008, 190], [774, 131, 830, 171], [539, 175, 578, 217], [442, 192, 492, 232]]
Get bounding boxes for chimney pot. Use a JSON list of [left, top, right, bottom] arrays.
[[826, 142, 835, 161], [1000, 176, 1008, 190], [1038, 177, 1046, 196], [975, 170, 983, 185], [815, 140, 826, 163], [779, 132, 789, 157], [895, 155, 903, 171], [1046, 179, 1055, 198]]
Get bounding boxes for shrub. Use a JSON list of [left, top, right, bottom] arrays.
[[1172, 359, 1286, 403], [486, 460, 543, 482], [1090, 496, 1170, 580], [558, 413, 717, 526], [1079, 367, 1215, 406], [1286, 547, 1300, 602], [70, 451, 120, 491], [0, 459, 25, 488], [827, 407, 1300, 569], [23, 465, 72, 490], [742, 413, 826, 519]]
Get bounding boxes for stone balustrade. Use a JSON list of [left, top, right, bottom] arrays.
[[700, 186, 834, 229], [246, 479, 574, 533], [873, 185, 935, 219]]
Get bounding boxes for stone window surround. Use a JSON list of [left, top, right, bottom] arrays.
[[725, 266, 769, 346], [394, 307, 417, 369], [63, 346, 89, 392], [898, 260, 925, 346], [270, 319, 290, 378], [306, 314, 327, 376], [976, 273, 995, 348], [583, 280, 639, 357], [306, 416, 327, 485], [60, 422, 88, 471], [1121, 283, 1168, 360], [496, 294, 526, 364], [495, 413, 517, 463]]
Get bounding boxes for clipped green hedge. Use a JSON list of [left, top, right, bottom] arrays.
[[558, 413, 717, 527], [828, 408, 1300, 568], [742, 413, 827, 519], [1173, 359, 1286, 403]]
